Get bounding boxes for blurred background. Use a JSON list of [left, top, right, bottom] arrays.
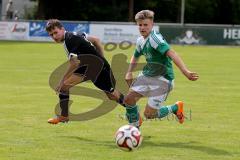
[[0, 1, 240, 159], [0, 0, 240, 45], [1, 0, 240, 24]]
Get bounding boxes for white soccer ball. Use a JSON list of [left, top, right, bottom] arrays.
[[115, 124, 143, 151]]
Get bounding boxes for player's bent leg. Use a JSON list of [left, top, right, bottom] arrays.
[[144, 103, 176, 120], [61, 74, 85, 91], [124, 91, 142, 106], [146, 97, 185, 124], [147, 95, 174, 120], [156, 101, 185, 124], [48, 74, 85, 124]]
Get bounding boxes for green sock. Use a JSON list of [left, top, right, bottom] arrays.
[[157, 104, 178, 118], [125, 104, 140, 126]]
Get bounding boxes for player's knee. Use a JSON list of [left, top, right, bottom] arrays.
[[60, 85, 70, 93], [61, 81, 72, 91], [63, 80, 70, 87], [60, 86, 68, 92]]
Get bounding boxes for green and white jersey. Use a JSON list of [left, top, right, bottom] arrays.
[[134, 30, 174, 80]]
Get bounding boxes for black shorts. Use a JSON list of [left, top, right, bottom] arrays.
[[74, 64, 116, 93]]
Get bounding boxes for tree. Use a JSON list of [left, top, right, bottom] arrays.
[[32, 0, 240, 24]]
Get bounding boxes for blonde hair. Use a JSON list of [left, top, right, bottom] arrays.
[[135, 10, 154, 21]]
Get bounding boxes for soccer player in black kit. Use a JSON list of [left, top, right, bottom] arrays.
[[45, 19, 141, 127]]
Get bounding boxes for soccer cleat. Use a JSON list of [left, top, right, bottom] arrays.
[[175, 101, 184, 124], [47, 115, 69, 124]]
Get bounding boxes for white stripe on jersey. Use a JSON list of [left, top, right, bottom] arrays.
[[149, 36, 158, 49], [136, 36, 148, 51], [63, 31, 70, 59], [149, 31, 165, 49], [82, 32, 88, 38], [136, 37, 143, 52]]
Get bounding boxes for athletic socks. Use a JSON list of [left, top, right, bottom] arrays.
[[59, 93, 69, 117], [125, 104, 140, 127], [157, 104, 178, 118]]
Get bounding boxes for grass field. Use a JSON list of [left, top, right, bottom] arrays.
[[0, 41, 239, 160]]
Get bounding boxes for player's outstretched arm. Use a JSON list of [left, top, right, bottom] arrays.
[[125, 56, 139, 87], [87, 35, 104, 57], [166, 49, 199, 81]]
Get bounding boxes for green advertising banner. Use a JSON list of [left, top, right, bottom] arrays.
[[159, 26, 240, 45]]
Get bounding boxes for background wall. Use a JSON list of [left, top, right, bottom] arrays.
[[1, 0, 37, 20], [0, 20, 240, 46]]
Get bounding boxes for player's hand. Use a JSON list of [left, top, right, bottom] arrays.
[[125, 72, 133, 87], [55, 80, 64, 94], [184, 70, 199, 81]]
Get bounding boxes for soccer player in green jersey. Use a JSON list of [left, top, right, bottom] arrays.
[[124, 10, 199, 124]]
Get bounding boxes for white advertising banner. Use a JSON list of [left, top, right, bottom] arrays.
[[0, 21, 29, 40], [0, 22, 9, 39], [89, 24, 159, 44]]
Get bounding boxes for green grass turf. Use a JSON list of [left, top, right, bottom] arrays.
[[0, 41, 239, 160]]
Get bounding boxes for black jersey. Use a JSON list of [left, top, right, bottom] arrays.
[[63, 31, 110, 69], [63, 31, 104, 61], [62, 31, 116, 93]]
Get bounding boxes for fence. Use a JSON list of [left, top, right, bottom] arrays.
[[0, 20, 240, 45]]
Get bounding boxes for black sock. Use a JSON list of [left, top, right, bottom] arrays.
[[59, 93, 69, 117], [117, 93, 126, 107]]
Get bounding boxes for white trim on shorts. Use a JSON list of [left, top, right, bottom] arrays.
[[130, 72, 174, 109]]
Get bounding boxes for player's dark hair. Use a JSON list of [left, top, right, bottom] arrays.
[[45, 19, 63, 32], [135, 10, 154, 21]]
